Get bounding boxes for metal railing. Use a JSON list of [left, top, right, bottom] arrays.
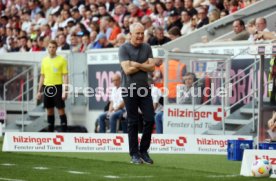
[[191, 47, 261, 134], [3, 66, 35, 131]]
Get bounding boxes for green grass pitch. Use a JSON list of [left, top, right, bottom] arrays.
[[0, 138, 273, 181]]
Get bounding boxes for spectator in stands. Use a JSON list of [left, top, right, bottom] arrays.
[[75, 22, 90, 38], [180, 10, 193, 36], [223, 0, 231, 10], [21, 10, 32, 34], [229, 0, 239, 14], [128, 3, 144, 18], [9, 38, 19, 52], [98, 4, 111, 18], [107, 17, 122, 45], [207, 0, 220, 15], [112, 3, 126, 27], [19, 36, 30, 52], [30, 38, 42, 52], [268, 111, 276, 132], [141, 15, 154, 42], [196, 7, 209, 29], [0, 37, 7, 53], [151, 2, 167, 29], [69, 33, 81, 52], [255, 17, 269, 32], [35, 11, 48, 29], [100, 16, 112, 40], [152, 58, 164, 90], [168, 26, 181, 40], [249, 17, 269, 41], [98, 73, 125, 133], [165, 0, 176, 13], [247, 18, 257, 41], [89, 30, 98, 45], [220, 9, 229, 18], [37, 40, 69, 132], [114, 33, 126, 47], [59, 9, 74, 28], [160, 48, 186, 103], [140, 0, 152, 16], [231, 19, 249, 41], [167, 10, 183, 32], [57, 33, 70, 50], [40, 24, 52, 39], [122, 15, 130, 35], [79, 34, 90, 52], [151, 84, 163, 133], [38, 36, 46, 51], [148, 26, 171, 46], [184, 0, 198, 17], [42, 36, 51, 51], [155, 109, 163, 134], [209, 9, 220, 23], [152, 59, 164, 134], [71, 8, 82, 23], [174, 0, 185, 15], [178, 72, 201, 104], [28, 0, 42, 20], [90, 32, 113, 49]]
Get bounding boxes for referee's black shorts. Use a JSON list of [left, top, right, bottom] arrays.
[[43, 84, 65, 109]]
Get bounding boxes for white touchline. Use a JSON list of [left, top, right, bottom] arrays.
[[104, 175, 120, 179], [33, 167, 49, 170], [206, 174, 239, 178], [104, 175, 154, 179], [0, 177, 25, 181], [126, 176, 154, 178], [0, 163, 16, 166], [67, 171, 89, 175]]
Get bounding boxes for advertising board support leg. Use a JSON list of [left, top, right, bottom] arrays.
[[221, 66, 225, 135], [257, 54, 265, 149]]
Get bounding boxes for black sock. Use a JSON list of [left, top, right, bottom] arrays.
[[48, 115, 55, 132], [60, 114, 68, 132]]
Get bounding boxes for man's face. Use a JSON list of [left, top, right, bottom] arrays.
[[112, 76, 121, 87], [155, 29, 164, 40], [197, 9, 206, 20], [48, 43, 57, 56], [256, 19, 266, 31], [181, 12, 190, 22], [130, 26, 144, 46], [58, 35, 66, 45], [165, 0, 173, 10], [184, 75, 194, 88], [20, 38, 27, 46], [233, 21, 243, 34], [70, 36, 77, 45], [185, 0, 193, 9], [99, 7, 106, 15]]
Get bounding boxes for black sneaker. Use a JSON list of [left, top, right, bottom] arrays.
[[140, 152, 154, 164], [130, 154, 143, 164]]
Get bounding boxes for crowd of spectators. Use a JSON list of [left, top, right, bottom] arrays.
[[0, 0, 259, 53]]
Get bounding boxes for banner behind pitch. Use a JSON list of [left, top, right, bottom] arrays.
[[3, 132, 252, 155]]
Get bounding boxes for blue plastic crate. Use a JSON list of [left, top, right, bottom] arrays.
[[227, 140, 253, 161], [259, 143, 276, 150]]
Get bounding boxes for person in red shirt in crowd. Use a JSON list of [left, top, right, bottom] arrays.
[[128, 3, 144, 18], [108, 17, 122, 45], [229, 0, 239, 14], [140, 0, 152, 16]]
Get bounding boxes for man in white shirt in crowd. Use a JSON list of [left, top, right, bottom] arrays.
[[98, 73, 125, 133], [248, 17, 269, 41]]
